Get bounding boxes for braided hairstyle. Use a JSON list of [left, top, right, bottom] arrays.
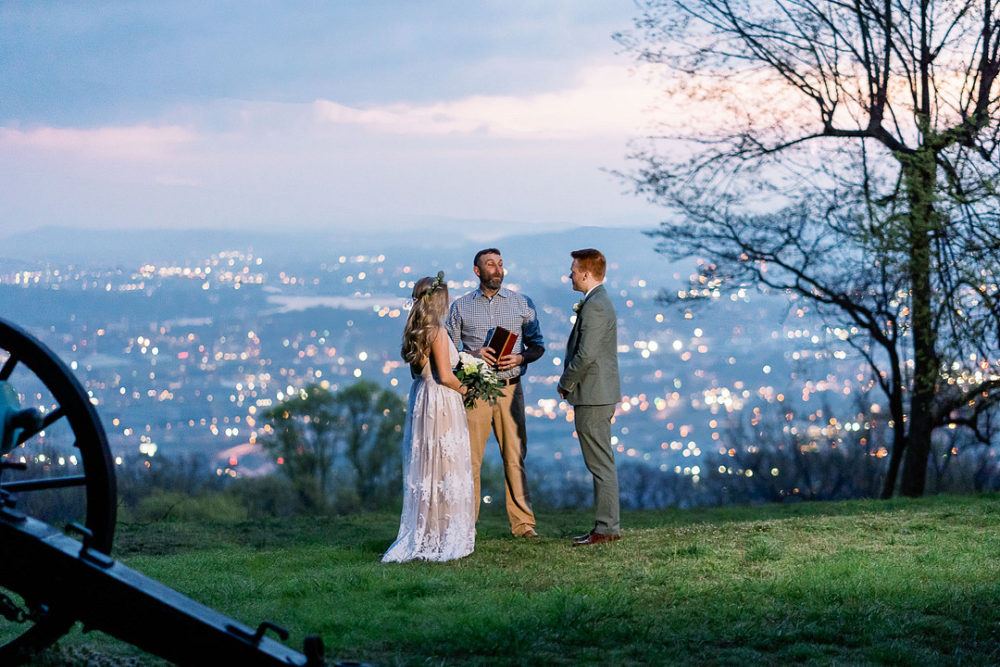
[[401, 272, 449, 372]]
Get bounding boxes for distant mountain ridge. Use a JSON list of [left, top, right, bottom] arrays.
[[0, 224, 665, 272]]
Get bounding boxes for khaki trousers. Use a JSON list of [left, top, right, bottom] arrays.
[[466, 382, 535, 535]]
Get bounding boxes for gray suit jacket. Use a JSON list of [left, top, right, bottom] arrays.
[[559, 284, 621, 406]]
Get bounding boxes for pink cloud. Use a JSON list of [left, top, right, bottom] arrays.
[[313, 65, 658, 139], [0, 124, 195, 160]]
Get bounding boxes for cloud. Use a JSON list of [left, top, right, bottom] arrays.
[[0, 124, 195, 160], [0, 64, 666, 234], [313, 65, 658, 139]]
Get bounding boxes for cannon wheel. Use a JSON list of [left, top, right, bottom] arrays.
[[0, 318, 117, 662]]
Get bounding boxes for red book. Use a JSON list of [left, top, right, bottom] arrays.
[[486, 326, 518, 360]]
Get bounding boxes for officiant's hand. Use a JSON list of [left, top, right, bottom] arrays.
[[498, 353, 523, 371], [476, 346, 498, 366]]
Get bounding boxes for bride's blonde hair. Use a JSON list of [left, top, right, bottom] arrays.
[[401, 273, 450, 371]]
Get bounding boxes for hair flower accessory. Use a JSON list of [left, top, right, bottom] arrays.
[[415, 271, 446, 302]]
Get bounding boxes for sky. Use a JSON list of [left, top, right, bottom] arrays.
[[0, 1, 668, 239]]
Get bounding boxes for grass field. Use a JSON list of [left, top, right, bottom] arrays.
[[30, 493, 1000, 665]]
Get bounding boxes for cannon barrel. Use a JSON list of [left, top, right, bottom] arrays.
[[0, 505, 326, 666]]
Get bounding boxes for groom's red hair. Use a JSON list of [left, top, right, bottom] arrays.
[[571, 248, 606, 280]]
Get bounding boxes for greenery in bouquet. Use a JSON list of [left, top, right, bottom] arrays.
[[455, 351, 504, 408]]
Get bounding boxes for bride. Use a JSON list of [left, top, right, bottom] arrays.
[[382, 272, 476, 562]]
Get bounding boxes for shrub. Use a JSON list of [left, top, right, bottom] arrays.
[[133, 490, 248, 523], [227, 474, 299, 518]]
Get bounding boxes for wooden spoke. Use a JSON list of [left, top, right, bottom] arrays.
[[0, 356, 16, 381], [0, 475, 88, 493]]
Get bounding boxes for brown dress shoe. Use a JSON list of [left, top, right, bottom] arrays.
[[571, 531, 621, 546]]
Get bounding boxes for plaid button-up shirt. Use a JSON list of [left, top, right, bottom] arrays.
[[446, 286, 545, 381]]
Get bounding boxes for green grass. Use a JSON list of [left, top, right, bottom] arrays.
[[29, 493, 1000, 665]]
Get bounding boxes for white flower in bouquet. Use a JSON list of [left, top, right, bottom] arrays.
[[458, 351, 483, 374], [455, 351, 503, 407]]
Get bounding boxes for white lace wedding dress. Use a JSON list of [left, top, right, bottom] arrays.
[[382, 337, 475, 562]]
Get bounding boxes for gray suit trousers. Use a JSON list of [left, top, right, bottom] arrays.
[[574, 403, 620, 535]]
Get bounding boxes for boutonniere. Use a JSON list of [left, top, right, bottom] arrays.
[[572, 299, 584, 313]]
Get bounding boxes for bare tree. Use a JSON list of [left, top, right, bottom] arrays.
[[618, 0, 1000, 496]]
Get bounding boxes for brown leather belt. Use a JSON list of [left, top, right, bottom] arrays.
[[500, 376, 520, 386]]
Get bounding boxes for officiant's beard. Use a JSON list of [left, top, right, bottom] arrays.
[[480, 275, 503, 291]]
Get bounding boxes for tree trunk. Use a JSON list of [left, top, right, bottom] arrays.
[[881, 411, 907, 498], [899, 150, 939, 497], [881, 347, 908, 498]]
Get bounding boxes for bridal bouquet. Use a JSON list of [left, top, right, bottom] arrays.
[[455, 351, 504, 408]]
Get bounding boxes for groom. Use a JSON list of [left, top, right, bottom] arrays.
[[558, 248, 622, 546]]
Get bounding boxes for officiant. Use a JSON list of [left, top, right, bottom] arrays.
[[447, 248, 545, 539]]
